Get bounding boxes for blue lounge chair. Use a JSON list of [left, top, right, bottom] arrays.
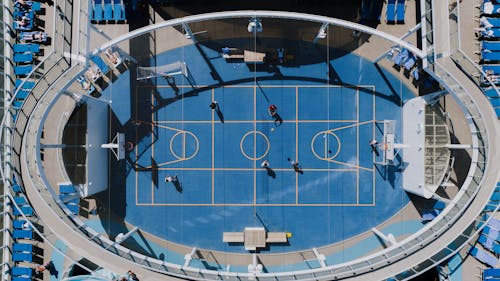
[[482, 41, 500, 52], [11, 100, 24, 109], [478, 27, 500, 39], [31, 2, 41, 12], [495, 107, 500, 118], [13, 196, 27, 205], [482, 17, 500, 28], [482, 50, 500, 62], [20, 31, 48, 43], [15, 89, 30, 100], [93, 0, 104, 22], [13, 53, 33, 63], [12, 184, 23, 193], [479, 234, 495, 250], [482, 2, 500, 15], [66, 203, 79, 214], [113, 0, 125, 21], [104, 0, 113, 21], [484, 268, 500, 279], [12, 277, 32, 281], [470, 246, 499, 267], [396, 0, 405, 23], [14, 65, 32, 76], [15, 79, 35, 89], [392, 48, 409, 66], [13, 206, 33, 216], [483, 225, 500, 241], [13, 43, 40, 54], [490, 97, 500, 107], [13, 21, 34, 31], [12, 252, 32, 262], [386, 0, 396, 23], [91, 56, 110, 74], [483, 87, 500, 97], [483, 65, 500, 75], [11, 267, 33, 277], [490, 190, 500, 201], [404, 52, 416, 70], [13, 220, 30, 230], [12, 230, 32, 240], [59, 184, 76, 194], [422, 209, 440, 222], [13, 243, 33, 253]]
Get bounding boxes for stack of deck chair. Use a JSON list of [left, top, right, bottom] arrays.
[[59, 183, 80, 215], [91, 0, 126, 23], [386, 0, 405, 24]]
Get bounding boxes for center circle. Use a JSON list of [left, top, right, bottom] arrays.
[[240, 130, 270, 160], [169, 131, 199, 160], [311, 131, 341, 160]]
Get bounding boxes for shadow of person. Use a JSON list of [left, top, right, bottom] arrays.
[[273, 113, 283, 126], [47, 261, 58, 278], [265, 167, 276, 179], [215, 104, 225, 123], [173, 180, 183, 193], [165, 75, 179, 95]]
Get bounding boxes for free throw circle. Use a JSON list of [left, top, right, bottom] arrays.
[[311, 131, 341, 160], [240, 130, 270, 160]]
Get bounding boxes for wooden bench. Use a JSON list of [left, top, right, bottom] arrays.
[[222, 232, 244, 243]]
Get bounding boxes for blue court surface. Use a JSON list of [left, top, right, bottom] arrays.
[[102, 42, 415, 253]]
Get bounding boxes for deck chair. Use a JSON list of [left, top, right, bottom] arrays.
[[91, 56, 110, 74], [15, 89, 30, 100], [104, 0, 113, 21], [487, 216, 500, 230], [13, 43, 40, 54], [11, 267, 33, 277], [482, 41, 500, 52], [66, 203, 79, 214], [396, 0, 405, 23], [13, 196, 27, 205], [421, 209, 440, 222], [12, 277, 32, 281], [15, 79, 35, 89], [11, 100, 24, 109], [13, 243, 33, 253], [489, 190, 500, 201], [59, 184, 76, 194], [392, 48, 409, 66], [483, 226, 500, 241], [470, 246, 499, 267], [484, 268, 500, 279], [483, 64, 500, 75], [12, 252, 32, 262], [93, 0, 104, 22], [12, 184, 23, 193], [113, 0, 125, 21], [13, 206, 33, 216], [13, 220, 30, 230], [479, 28, 500, 39], [13, 53, 33, 63], [404, 52, 416, 70], [492, 97, 500, 107], [386, 0, 396, 23], [479, 234, 495, 250], [482, 17, 500, 28], [483, 51, 500, 62], [12, 230, 32, 240], [14, 65, 33, 76], [483, 87, 500, 98]]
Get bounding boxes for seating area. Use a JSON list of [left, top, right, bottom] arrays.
[[387, 46, 421, 84], [9, 184, 45, 277], [386, 0, 405, 24], [469, 184, 500, 277], [10, 0, 50, 122], [77, 47, 125, 96], [474, 3, 500, 118], [90, 0, 126, 23]]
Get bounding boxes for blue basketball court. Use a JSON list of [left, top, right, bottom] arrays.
[[101, 43, 414, 253]]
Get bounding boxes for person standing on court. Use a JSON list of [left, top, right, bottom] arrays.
[[210, 101, 218, 110]]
